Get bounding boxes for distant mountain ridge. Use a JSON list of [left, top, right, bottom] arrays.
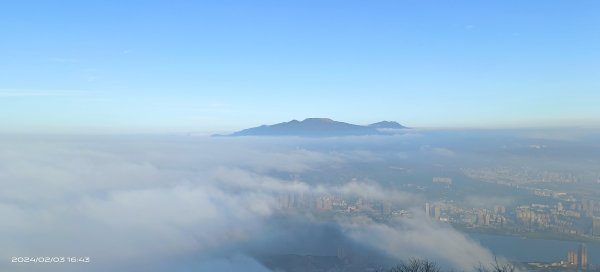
[[222, 118, 407, 137], [369, 121, 405, 129]]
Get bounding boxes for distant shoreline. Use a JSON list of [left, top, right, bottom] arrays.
[[454, 225, 600, 244]]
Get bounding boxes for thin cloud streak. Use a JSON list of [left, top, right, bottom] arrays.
[[0, 90, 89, 97]]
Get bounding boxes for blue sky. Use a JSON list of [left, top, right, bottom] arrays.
[[1, 1, 599, 133]]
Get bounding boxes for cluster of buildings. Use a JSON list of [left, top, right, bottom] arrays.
[[277, 180, 600, 242], [277, 192, 406, 219], [515, 197, 600, 238], [421, 171, 600, 241], [425, 201, 509, 228], [513, 201, 600, 237], [528, 244, 592, 271], [274, 172, 600, 270], [462, 167, 580, 185], [423, 196, 600, 241], [566, 244, 588, 270]]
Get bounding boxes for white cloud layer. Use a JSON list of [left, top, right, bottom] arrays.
[[0, 136, 498, 271]]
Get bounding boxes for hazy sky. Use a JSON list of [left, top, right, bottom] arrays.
[[1, 1, 599, 133]]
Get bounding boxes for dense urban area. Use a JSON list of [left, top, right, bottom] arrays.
[[275, 166, 600, 271]]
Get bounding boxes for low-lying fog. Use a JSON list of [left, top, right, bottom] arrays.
[[1, 129, 599, 271]]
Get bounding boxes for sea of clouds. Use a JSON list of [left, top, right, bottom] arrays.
[[0, 135, 498, 272]]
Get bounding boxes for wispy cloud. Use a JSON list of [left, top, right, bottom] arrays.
[[48, 57, 80, 63], [464, 24, 476, 30], [0, 89, 88, 98]]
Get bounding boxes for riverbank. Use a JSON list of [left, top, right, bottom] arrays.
[[453, 224, 600, 244]]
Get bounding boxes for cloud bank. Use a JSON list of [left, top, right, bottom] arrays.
[[0, 136, 497, 271]]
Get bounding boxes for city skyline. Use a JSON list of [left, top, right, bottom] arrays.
[[1, 1, 600, 133]]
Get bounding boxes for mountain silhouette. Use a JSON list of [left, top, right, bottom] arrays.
[[368, 121, 406, 129], [224, 118, 407, 137]]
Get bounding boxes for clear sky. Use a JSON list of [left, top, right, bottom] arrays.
[[1, 1, 599, 133]]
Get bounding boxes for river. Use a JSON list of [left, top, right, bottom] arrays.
[[469, 233, 600, 264]]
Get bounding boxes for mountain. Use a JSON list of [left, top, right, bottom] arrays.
[[368, 121, 406, 129], [225, 118, 407, 137]]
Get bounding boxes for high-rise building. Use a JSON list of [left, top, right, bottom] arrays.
[[494, 205, 506, 214], [337, 246, 345, 260], [323, 196, 333, 210], [425, 202, 431, 217], [477, 211, 489, 226], [279, 193, 290, 209], [583, 199, 595, 216], [568, 250, 577, 265], [356, 198, 364, 209], [578, 243, 588, 270], [434, 206, 441, 221], [315, 197, 323, 210], [432, 177, 452, 186], [381, 201, 392, 215], [593, 216, 600, 236]]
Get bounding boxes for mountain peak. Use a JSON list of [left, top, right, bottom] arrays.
[[369, 121, 406, 129], [302, 118, 334, 123]]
